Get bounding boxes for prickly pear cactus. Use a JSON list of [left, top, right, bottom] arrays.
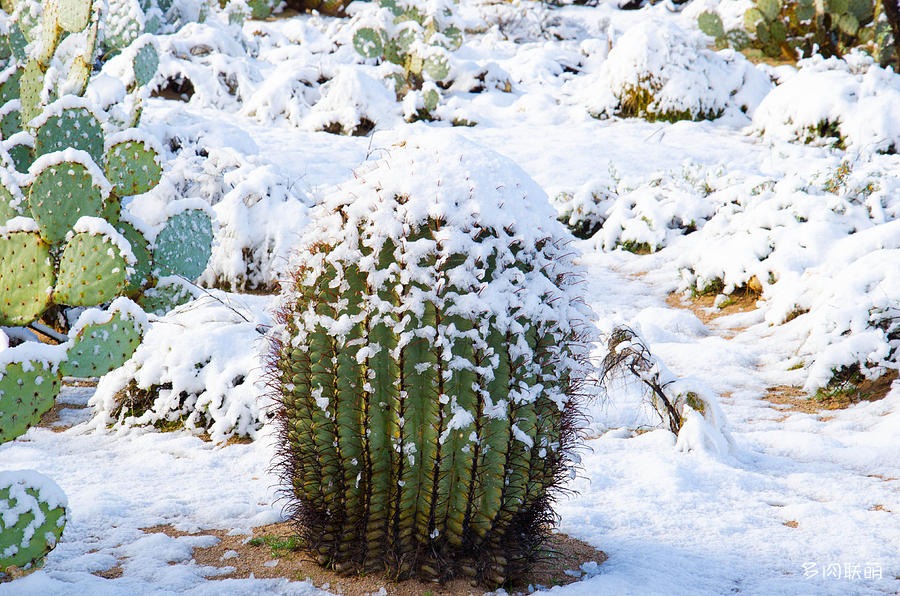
[[0, 470, 67, 575], [0, 342, 66, 443], [351, 0, 462, 119], [270, 136, 593, 587]]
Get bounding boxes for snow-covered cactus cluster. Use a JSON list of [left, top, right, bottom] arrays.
[[698, 0, 896, 65], [269, 136, 593, 587], [352, 0, 462, 117]]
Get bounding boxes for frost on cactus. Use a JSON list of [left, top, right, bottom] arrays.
[[59, 298, 148, 378], [269, 134, 593, 587], [0, 471, 67, 574], [0, 342, 66, 443]]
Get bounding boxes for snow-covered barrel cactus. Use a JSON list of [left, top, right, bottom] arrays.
[[269, 135, 594, 587]]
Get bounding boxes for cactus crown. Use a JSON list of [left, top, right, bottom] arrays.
[[270, 135, 593, 587]]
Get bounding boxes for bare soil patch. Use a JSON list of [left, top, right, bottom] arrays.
[[763, 370, 898, 414], [139, 522, 606, 595], [665, 288, 759, 330]]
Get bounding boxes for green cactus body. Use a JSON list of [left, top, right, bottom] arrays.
[[270, 136, 591, 587], [34, 105, 105, 165], [54, 218, 133, 306], [59, 298, 146, 377], [0, 223, 54, 326], [0, 345, 65, 443], [132, 42, 158, 89], [28, 152, 109, 244], [135, 275, 196, 315], [151, 207, 213, 280], [0, 471, 67, 573], [57, 0, 92, 32], [104, 135, 161, 196]]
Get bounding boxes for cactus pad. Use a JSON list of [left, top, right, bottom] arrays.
[[0, 228, 54, 326], [115, 219, 152, 293], [0, 471, 67, 573], [29, 159, 106, 245], [353, 28, 383, 59], [60, 304, 145, 378], [0, 103, 21, 140], [18, 59, 44, 127], [58, 0, 92, 32], [34, 108, 105, 165], [54, 229, 129, 306], [137, 276, 195, 315], [104, 137, 162, 197], [7, 141, 34, 174], [151, 209, 213, 280], [132, 43, 159, 88], [0, 66, 23, 108], [0, 354, 62, 443]]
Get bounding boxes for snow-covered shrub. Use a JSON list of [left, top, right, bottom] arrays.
[[601, 325, 732, 455], [350, 0, 463, 120], [577, 21, 771, 123], [752, 53, 900, 153], [658, 159, 900, 390], [90, 293, 274, 442], [552, 171, 619, 239], [302, 65, 399, 134], [198, 163, 311, 292], [268, 133, 594, 586]]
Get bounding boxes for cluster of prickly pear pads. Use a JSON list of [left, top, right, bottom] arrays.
[[0, 0, 214, 576], [352, 0, 462, 115], [699, 0, 895, 63]]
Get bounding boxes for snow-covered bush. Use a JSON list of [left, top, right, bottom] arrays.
[[752, 52, 900, 153], [600, 325, 733, 456], [576, 21, 771, 123], [90, 293, 274, 442]]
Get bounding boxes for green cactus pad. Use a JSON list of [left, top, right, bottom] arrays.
[[151, 209, 213, 280], [0, 66, 23, 107], [423, 53, 449, 81], [0, 471, 67, 573], [8, 142, 34, 174], [0, 228, 54, 326], [29, 158, 106, 245], [0, 354, 62, 443], [698, 11, 725, 38], [757, 0, 781, 20], [115, 219, 152, 294], [54, 229, 129, 307], [18, 60, 46, 132], [3, 25, 28, 61], [136, 276, 195, 315], [104, 137, 162, 197], [58, 0, 92, 32], [132, 43, 159, 88], [0, 103, 22, 140], [0, 176, 24, 224], [34, 108, 105, 165], [60, 304, 145, 378], [353, 28, 383, 59]]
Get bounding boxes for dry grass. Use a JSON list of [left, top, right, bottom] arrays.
[[132, 522, 606, 595], [665, 286, 759, 329]]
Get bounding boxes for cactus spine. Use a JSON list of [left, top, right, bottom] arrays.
[[270, 137, 591, 587]]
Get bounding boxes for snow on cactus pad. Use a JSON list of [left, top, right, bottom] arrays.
[[0, 470, 67, 573]]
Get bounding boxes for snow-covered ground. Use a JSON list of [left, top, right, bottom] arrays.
[[2, 1, 899, 594]]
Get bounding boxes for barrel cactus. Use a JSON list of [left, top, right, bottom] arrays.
[[269, 135, 593, 587]]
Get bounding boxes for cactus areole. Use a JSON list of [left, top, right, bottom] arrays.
[[269, 135, 594, 587]]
